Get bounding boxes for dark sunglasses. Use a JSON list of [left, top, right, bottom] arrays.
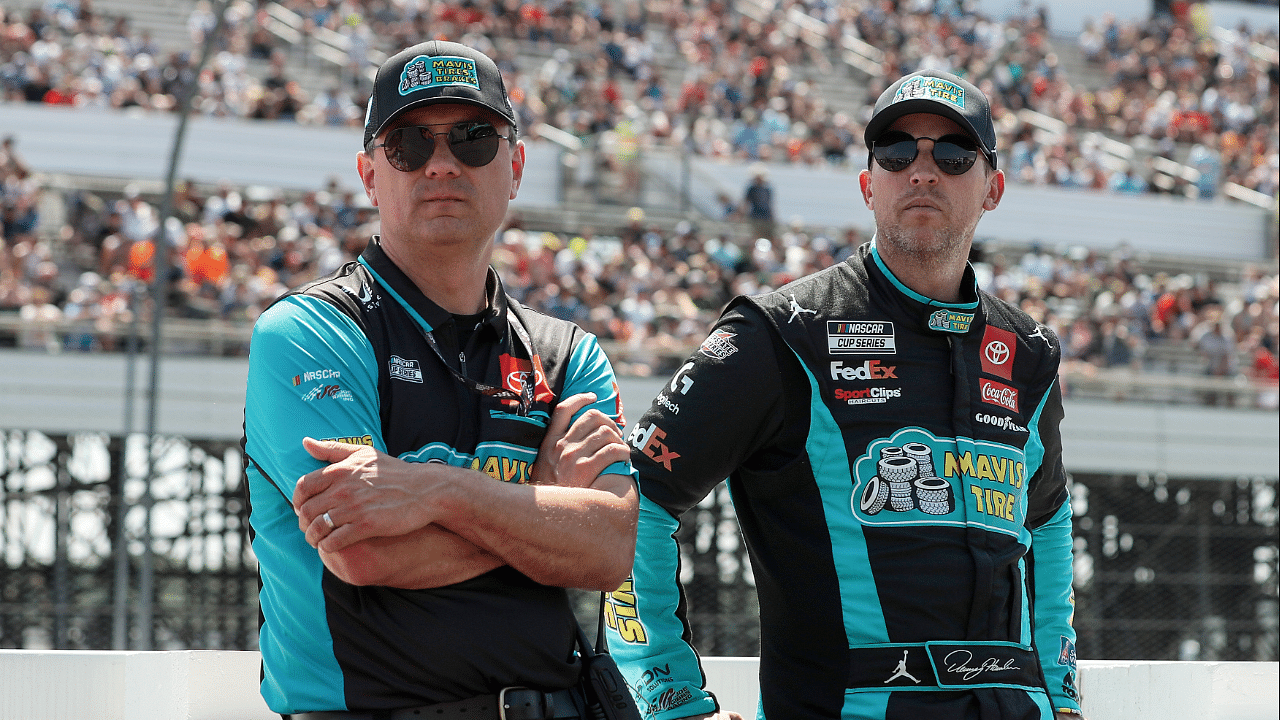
[[369, 121, 514, 171], [872, 131, 986, 176]]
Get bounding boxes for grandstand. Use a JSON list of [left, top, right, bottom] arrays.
[[0, 0, 1277, 708]]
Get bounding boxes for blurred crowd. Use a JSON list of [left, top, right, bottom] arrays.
[[1, 0, 1278, 406], [2, 128, 1277, 405], [1, 0, 1277, 198]]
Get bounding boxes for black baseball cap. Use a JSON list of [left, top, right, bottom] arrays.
[[363, 40, 517, 149], [863, 70, 997, 170]]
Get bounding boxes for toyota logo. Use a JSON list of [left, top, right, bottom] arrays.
[[984, 340, 1011, 366]]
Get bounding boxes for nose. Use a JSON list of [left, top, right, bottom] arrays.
[[908, 138, 941, 185], [420, 131, 463, 176]]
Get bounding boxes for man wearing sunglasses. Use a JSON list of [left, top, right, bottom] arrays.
[[244, 41, 639, 719], [607, 70, 1083, 720]]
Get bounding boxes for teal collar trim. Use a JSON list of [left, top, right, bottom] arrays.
[[869, 240, 980, 311], [358, 256, 434, 332]]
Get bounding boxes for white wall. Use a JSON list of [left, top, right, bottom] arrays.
[[1, 651, 1276, 720]]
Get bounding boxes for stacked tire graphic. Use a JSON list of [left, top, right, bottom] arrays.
[[858, 443, 955, 516]]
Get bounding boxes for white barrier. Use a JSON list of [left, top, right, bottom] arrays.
[[0, 651, 1275, 720]]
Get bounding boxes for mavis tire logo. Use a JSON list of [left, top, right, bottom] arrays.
[[974, 412, 1026, 433], [830, 360, 897, 381], [980, 325, 1017, 380], [301, 385, 353, 402], [827, 320, 895, 355], [979, 378, 1019, 413], [928, 309, 973, 334], [699, 330, 738, 360], [850, 427, 1028, 532], [627, 422, 680, 470], [322, 434, 374, 446], [390, 355, 423, 383], [604, 576, 648, 644], [292, 369, 340, 386]]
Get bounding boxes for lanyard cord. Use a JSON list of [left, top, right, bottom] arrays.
[[416, 309, 537, 417]]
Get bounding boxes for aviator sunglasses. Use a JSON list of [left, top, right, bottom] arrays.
[[369, 121, 514, 171], [871, 130, 987, 176]]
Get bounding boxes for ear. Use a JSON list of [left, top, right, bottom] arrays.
[[509, 140, 526, 200], [858, 168, 874, 211], [983, 168, 1005, 211], [356, 150, 378, 207]]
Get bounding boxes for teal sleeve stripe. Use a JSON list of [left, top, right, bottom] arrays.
[[1031, 500, 1081, 713], [793, 353, 890, 644], [1022, 380, 1055, 486], [564, 332, 638, 483], [243, 294, 382, 713], [609, 495, 718, 720], [359, 257, 434, 332]]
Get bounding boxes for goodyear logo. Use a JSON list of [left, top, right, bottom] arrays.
[[928, 309, 973, 334], [850, 427, 1027, 534], [894, 76, 965, 109], [400, 55, 479, 95], [604, 576, 648, 644]]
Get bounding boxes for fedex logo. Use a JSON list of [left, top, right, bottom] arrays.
[[830, 360, 897, 381], [627, 422, 680, 471]]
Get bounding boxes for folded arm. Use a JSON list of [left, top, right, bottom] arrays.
[[296, 393, 638, 591]]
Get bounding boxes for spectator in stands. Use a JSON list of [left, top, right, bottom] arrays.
[[741, 163, 775, 240]]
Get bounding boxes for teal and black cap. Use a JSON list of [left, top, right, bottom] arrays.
[[863, 70, 997, 170], [363, 40, 517, 149]]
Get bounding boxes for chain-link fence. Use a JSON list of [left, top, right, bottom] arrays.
[[0, 431, 256, 650], [3, 431, 1276, 664]]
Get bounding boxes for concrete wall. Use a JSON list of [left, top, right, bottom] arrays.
[[0, 651, 1276, 720]]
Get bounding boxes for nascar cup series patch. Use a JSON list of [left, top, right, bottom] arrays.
[[893, 76, 965, 109], [399, 55, 480, 95]]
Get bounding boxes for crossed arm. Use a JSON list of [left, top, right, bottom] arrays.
[[292, 393, 638, 591]]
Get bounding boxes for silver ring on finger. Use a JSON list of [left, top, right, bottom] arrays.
[[321, 511, 336, 530]]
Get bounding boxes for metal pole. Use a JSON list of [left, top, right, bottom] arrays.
[[112, 282, 140, 649], [139, 0, 231, 650]]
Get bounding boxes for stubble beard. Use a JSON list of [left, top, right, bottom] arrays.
[[875, 208, 983, 267]]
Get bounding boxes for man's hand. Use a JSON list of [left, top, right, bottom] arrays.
[[529, 392, 630, 488], [676, 713, 745, 720], [293, 438, 444, 552]]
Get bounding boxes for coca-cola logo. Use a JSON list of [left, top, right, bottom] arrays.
[[980, 379, 1019, 413]]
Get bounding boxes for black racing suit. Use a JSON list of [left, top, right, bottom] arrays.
[[606, 242, 1080, 719]]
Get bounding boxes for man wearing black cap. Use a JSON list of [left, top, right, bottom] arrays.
[[243, 41, 639, 719], [606, 69, 1084, 720]]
